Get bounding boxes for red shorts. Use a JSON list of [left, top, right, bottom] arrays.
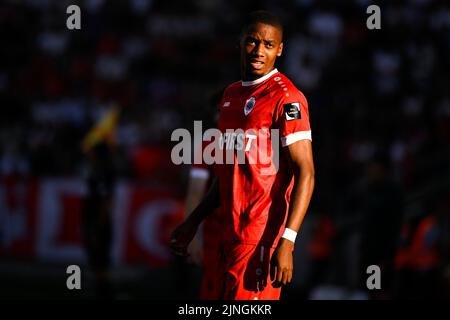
[[216, 243, 282, 300]]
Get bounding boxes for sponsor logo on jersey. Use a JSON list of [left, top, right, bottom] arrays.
[[244, 97, 256, 116], [283, 102, 301, 120]]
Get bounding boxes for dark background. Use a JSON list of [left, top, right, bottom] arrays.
[[0, 0, 449, 300]]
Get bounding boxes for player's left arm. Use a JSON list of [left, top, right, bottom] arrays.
[[270, 134, 315, 287]]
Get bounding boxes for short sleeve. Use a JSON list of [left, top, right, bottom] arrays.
[[274, 89, 312, 147], [191, 140, 211, 178]]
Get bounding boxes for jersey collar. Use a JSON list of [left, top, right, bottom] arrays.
[[241, 68, 279, 87]]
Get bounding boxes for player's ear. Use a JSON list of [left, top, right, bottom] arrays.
[[277, 42, 283, 57]]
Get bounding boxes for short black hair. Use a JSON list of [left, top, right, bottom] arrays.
[[241, 10, 284, 40]]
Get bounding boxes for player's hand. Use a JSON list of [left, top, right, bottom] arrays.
[[169, 218, 199, 257], [270, 238, 294, 288]]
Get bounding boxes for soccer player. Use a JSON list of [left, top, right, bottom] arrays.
[[81, 107, 119, 299], [82, 142, 115, 299], [170, 10, 315, 300]]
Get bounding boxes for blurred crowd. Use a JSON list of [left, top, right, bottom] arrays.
[[1, 0, 450, 299]]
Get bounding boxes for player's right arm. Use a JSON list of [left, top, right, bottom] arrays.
[[169, 177, 220, 257]]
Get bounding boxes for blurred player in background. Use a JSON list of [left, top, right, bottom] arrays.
[[183, 90, 223, 299], [170, 11, 315, 300], [357, 155, 404, 299], [81, 106, 119, 299]]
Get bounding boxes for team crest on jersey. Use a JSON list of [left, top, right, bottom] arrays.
[[244, 97, 256, 116], [284, 102, 301, 120]]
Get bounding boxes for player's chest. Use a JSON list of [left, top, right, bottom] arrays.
[[218, 90, 277, 130]]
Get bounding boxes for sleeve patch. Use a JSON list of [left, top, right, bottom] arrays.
[[283, 103, 301, 121]]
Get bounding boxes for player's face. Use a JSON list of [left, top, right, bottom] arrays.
[[240, 23, 283, 81]]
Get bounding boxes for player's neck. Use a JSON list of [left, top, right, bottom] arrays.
[[242, 68, 278, 86]]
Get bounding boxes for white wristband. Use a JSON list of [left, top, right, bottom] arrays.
[[281, 228, 297, 243]]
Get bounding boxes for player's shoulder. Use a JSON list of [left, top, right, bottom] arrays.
[[269, 72, 307, 104], [223, 80, 242, 94], [220, 81, 242, 100]]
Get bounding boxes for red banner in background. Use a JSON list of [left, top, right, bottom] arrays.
[[0, 176, 38, 258], [120, 187, 184, 267], [0, 177, 184, 267]]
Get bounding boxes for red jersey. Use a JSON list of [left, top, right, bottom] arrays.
[[215, 68, 312, 248]]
